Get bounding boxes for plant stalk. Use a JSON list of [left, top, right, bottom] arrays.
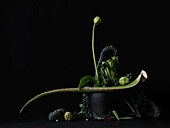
[[92, 24, 99, 86], [19, 70, 147, 113]]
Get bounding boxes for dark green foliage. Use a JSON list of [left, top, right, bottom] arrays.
[[97, 45, 119, 87], [113, 93, 161, 118], [48, 108, 66, 121], [47, 45, 160, 121], [78, 45, 119, 88], [78, 93, 92, 119], [78, 76, 98, 90], [145, 99, 160, 118], [96, 45, 118, 69], [48, 109, 79, 121], [132, 94, 160, 118], [99, 56, 119, 86], [77, 45, 119, 119], [92, 112, 106, 120]]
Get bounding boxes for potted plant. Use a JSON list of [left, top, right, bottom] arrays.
[[20, 16, 160, 121]]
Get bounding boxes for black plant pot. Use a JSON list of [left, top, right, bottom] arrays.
[[90, 91, 129, 116], [90, 92, 115, 115], [89, 87, 147, 118]]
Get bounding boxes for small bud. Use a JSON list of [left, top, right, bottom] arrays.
[[86, 119, 88, 122], [93, 16, 102, 25], [64, 112, 72, 121]]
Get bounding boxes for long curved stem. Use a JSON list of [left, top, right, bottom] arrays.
[[92, 24, 99, 86], [20, 70, 147, 113]]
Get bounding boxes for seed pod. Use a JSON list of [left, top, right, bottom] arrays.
[[64, 112, 72, 121]]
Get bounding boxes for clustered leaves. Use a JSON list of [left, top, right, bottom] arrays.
[[78, 55, 120, 89], [99, 56, 119, 86]]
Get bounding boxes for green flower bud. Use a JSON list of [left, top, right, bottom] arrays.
[[119, 76, 130, 86], [93, 16, 102, 25]]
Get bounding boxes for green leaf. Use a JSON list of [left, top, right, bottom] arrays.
[[78, 76, 98, 90], [112, 110, 120, 120], [119, 117, 133, 120]]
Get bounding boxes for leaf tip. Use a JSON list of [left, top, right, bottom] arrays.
[[141, 70, 148, 79]]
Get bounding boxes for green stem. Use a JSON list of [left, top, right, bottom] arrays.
[[101, 72, 107, 85], [20, 70, 146, 113], [106, 67, 114, 83], [92, 24, 99, 86]]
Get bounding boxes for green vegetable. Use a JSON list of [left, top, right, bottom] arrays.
[[119, 76, 130, 86], [78, 76, 98, 90], [99, 57, 118, 86]]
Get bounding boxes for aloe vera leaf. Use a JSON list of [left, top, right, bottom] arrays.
[[20, 70, 147, 113], [20, 88, 79, 113]]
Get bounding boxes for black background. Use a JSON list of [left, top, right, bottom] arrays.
[[0, 0, 169, 122]]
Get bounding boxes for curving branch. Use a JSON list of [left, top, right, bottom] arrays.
[[20, 70, 147, 113]]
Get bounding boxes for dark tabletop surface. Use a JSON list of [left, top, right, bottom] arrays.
[[1, 118, 170, 128]]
